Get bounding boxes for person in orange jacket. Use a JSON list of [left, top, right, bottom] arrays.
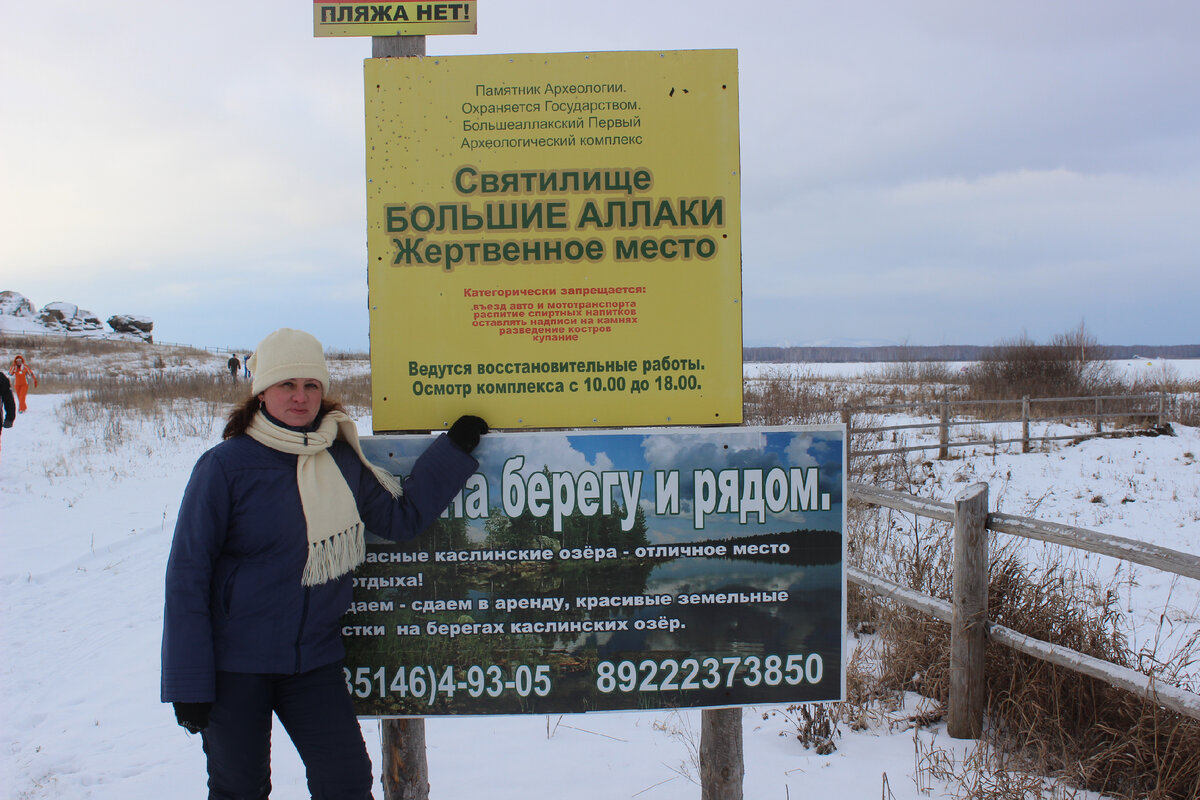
[[9, 354, 37, 413]]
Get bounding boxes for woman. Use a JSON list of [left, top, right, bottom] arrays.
[[8, 354, 37, 413], [161, 328, 487, 799]]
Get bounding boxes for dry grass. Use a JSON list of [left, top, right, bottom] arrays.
[[982, 557, 1200, 799], [1125, 363, 1200, 427], [2, 335, 373, 440], [842, 499, 1200, 799], [4, 334, 211, 392], [742, 367, 842, 426], [964, 326, 1117, 406], [874, 358, 960, 389]]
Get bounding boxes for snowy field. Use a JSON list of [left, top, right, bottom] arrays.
[[2, 357, 1197, 798]]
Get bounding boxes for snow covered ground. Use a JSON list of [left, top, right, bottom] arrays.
[[3, 358, 1197, 798]]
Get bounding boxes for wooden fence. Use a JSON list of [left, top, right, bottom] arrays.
[[846, 481, 1200, 737], [843, 393, 1170, 459]]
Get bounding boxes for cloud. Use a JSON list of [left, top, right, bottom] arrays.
[[3, 0, 1197, 349]]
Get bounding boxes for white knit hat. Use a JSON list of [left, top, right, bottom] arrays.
[[248, 328, 331, 395]]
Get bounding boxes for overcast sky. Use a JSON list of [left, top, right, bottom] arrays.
[[2, 1, 1197, 351]]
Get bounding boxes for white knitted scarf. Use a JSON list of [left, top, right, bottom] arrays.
[[246, 409, 402, 586]]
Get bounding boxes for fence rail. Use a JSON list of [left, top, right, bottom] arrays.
[[844, 393, 1170, 459], [846, 481, 1200, 732], [850, 484, 1200, 580]]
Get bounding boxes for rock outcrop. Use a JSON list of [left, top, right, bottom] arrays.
[[38, 302, 104, 333], [0, 290, 153, 342], [0, 290, 36, 319], [107, 314, 154, 342]]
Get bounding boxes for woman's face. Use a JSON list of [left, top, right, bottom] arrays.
[[258, 378, 323, 428]]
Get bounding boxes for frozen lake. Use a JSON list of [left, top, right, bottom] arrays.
[[744, 358, 1200, 382]]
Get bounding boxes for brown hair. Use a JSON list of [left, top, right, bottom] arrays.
[[222, 396, 347, 440]]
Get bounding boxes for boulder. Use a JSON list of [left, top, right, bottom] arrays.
[[37, 302, 76, 330], [108, 314, 154, 342], [0, 291, 36, 318], [72, 308, 104, 331], [38, 302, 104, 332]]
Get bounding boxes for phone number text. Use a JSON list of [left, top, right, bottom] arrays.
[[595, 654, 824, 693], [345, 664, 552, 705]]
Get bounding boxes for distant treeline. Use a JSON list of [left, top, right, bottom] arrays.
[[744, 344, 1200, 363]]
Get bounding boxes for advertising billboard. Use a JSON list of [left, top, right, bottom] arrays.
[[343, 425, 845, 716]]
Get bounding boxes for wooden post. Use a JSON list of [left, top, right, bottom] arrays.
[[1158, 390, 1166, 426], [374, 33, 426, 57], [382, 718, 429, 800], [840, 406, 852, 459], [937, 393, 949, 460], [1020, 396, 1030, 453], [700, 708, 744, 800], [373, 34, 428, 800], [1094, 397, 1103, 433], [948, 482, 988, 739]]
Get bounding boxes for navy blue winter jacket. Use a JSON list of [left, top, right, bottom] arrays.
[[161, 432, 476, 703]]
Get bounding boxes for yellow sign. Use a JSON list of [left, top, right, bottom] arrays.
[[314, 1, 476, 37], [366, 50, 742, 432]]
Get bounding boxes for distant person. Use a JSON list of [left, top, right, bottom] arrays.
[[161, 327, 488, 798], [8, 355, 37, 413], [227, 354, 240, 383], [0, 371, 14, 459], [243, 353, 252, 380]]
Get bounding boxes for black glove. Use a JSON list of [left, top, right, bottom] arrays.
[[173, 701, 212, 734], [447, 415, 488, 454]]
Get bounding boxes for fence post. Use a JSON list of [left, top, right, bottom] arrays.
[[1158, 390, 1166, 426], [938, 394, 949, 460], [381, 718, 429, 800], [700, 707, 744, 800], [949, 482, 988, 739], [1021, 396, 1030, 454], [1094, 397, 1103, 433]]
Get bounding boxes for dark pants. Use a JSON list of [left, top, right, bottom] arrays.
[[202, 663, 373, 800]]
